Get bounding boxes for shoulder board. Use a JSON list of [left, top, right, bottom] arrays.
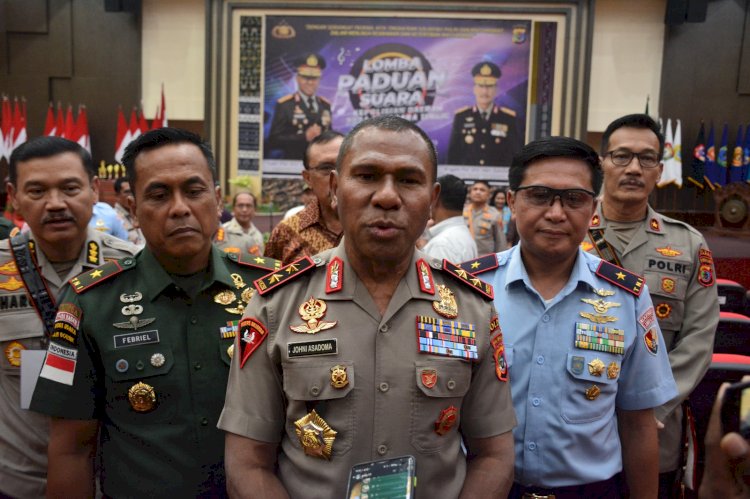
[[595, 260, 644, 297], [277, 94, 294, 103], [318, 96, 331, 105], [254, 256, 315, 296], [441, 260, 494, 300], [458, 253, 499, 275], [69, 256, 136, 294], [9, 226, 20, 238], [454, 106, 470, 115], [500, 106, 517, 117], [232, 252, 282, 272], [215, 227, 226, 242]]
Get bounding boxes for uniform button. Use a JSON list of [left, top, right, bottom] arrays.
[[190, 317, 198, 325], [379, 324, 389, 333], [542, 314, 550, 323], [378, 382, 389, 392], [310, 386, 321, 396], [377, 444, 388, 455], [201, 417, 209, 426], [194, 363, 202, 370], [480, 144, 485, 149], [447, 379, 456, 390], [532, 397, 541, 407], [536, 355, 544, 365], [528, 442, 537, 451]]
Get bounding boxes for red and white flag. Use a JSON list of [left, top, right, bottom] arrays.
[[138, 107, 150, 134], [127, 107, 141, 144], [55, 103, 65, 138], [0, 96, 10, 161], [114, 106, 129, 163], [43, 102, 56, 136], [62, 104, 75, 140], [75, 105, 91, 154], [10, 98, 27, 154]]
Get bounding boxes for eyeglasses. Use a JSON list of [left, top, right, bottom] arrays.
[[307, 163, 335, 176], [605, 149, 661, 169], [514, 185, 596, 210]]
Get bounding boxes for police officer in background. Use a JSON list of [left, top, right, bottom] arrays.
[[473, 136, 677, 497], [268, 53, 332, 160], [0, 137, 137, 498], [586, 113, 719, 497], [220, 115, 516, 498], [448, 61, 522, 166], [30, 129, 279, 498]]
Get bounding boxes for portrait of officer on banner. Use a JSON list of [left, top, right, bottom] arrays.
[[448, 61, 522, 167], [267, 53, 333, 160]]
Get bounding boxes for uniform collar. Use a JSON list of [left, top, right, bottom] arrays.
[[592, 202, 663, 234], [139, 245, 235, 300], [504, 244, 597, 302], [29, 227, 108, 288]]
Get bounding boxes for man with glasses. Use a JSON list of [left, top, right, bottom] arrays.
[[586, 113, 719, 497], [265, 131, 343, 264], [477, 136, 677, 498]]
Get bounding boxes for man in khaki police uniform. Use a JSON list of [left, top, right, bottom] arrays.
[[215, 191, 264, 256], [0, 136, 137, 498], [30, 129, 279, 498], [586, 113, 719, 497], [113, 176, 144, 246], [448, 61, 521, 166], [219, 115, 516, 498], [464, 180, 506, 255]]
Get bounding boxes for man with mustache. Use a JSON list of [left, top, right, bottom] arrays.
[[219, 115, 516, 498], [0, 136, 138, 498], [585, 114, 719, 497], [30, 129, 280, 497]]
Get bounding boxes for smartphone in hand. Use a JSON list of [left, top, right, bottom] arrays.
[[721, 380, 750, 439]]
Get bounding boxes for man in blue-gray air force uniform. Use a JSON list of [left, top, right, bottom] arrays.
[[463, 136, 678, 498], [30, 128, 279, 498]]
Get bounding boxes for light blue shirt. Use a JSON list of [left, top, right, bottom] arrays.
[[485, 245, 677, 487], [89, 202, 129, 241]]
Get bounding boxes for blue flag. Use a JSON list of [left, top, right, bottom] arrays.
[[716, 123, 729, 187], [745, 124, 750, 183], [704, 123, 717, 190], [730, 124, 744, 184]]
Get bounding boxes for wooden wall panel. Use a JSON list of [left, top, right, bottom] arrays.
[[5, 0, 48, 33]]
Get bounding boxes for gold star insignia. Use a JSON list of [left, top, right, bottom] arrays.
[[254, 257, 266, 263], [615, 272, 626, 280], [269, 274, 282, 283], [471, 261, 480, 269], [90, 269, 103, 278]]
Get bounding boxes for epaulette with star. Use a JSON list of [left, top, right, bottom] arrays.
[[595, 260, 644, 297], [454, 106, 469, 114], [458, 253, 499, 275], [500, 106, 517, 117], [254, 256, 315, 296], [319, 95, 331, 105], [441, 260, 494, 300], [233, 252, 282, 272], [69, 256, 136, 294], [277, 93, 294, 103]]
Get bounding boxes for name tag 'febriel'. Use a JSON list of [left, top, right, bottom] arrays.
[[113, 330, 160, 349]]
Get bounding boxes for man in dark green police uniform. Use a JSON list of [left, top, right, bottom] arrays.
[[30, 128, 280, 498]]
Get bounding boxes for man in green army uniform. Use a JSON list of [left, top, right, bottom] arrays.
[[448, 61, 522, 167], [268, 53, 332, 160], [1, 137, 138, 498], [585, 114, 719, 497], [30, 129, 280, 497]]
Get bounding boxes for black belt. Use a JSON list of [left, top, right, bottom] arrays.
[[509, 473, 622, 499]]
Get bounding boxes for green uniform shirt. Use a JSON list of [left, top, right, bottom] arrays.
[[31, 247, 278, 498]]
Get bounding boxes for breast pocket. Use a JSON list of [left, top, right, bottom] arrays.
[[562, 351, 620, 424], [411, 360, 471, 453], [282, 361, 355, 455], [101, 345, 177, 423], [643, 270, 687, 332]]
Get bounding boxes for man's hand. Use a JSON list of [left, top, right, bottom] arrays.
[[47, 417, 99, 499], [699, 379, 750, 499]]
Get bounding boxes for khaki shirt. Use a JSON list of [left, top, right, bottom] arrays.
[[216, 218, 264, 256], [585, 204, 719, 472], [463, 205, 506, 255], [0, 229, 137, 498], [219, 243, 516, 498]]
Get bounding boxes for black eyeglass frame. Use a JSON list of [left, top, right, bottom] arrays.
[[513, 185, 597, 209], [605, 149, 661, 169]]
